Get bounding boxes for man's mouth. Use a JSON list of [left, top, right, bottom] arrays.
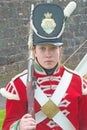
[[45, 60, 53, 64]]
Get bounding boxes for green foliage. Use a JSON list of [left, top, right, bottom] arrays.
[[0, 109, 5, 130]]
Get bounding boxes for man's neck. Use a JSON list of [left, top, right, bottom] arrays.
[[44, 65, 58, 75]]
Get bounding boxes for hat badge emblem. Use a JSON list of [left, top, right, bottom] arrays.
[[41, 12, 56, 34]]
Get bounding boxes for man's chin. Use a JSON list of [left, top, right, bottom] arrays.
[[44, 66, 54, 70]]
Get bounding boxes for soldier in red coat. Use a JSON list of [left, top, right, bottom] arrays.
[[0, 2, 87, 130]]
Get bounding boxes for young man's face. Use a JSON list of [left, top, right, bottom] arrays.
[[34, 44, 62, 69]]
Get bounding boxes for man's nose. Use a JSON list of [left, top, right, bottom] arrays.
[[45, 49, 52, 56]]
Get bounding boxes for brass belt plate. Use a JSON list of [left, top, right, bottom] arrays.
[[41, 99, 60, 119], [83, 73, 87, 79]]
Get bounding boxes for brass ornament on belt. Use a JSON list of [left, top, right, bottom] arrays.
[[41, 12, 56, 34], [41, 99, 60, 119], [83, 73, 87, 79]]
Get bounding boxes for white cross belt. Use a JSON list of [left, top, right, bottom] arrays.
[[35, 70, 75, 130]]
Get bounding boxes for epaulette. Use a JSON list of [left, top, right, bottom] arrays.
[[0, 87, 20, 100], [0, 69, 28, 100]]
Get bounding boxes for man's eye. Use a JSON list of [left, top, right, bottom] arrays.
[[52, 47, 56, 49], [40, 47, 45, 51]]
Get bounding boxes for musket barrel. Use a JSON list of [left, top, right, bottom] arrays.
[[26, 4, 35, 118]]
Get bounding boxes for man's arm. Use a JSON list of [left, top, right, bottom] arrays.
[[2, 99, 27, 130]]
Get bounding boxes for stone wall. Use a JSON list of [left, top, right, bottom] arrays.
[[0, 0, 87, 87]]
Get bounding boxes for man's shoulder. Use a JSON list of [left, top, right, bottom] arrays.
[[0, 70, 28, 100], [64, 66, 81, 77], [12, 69, 28, 82]]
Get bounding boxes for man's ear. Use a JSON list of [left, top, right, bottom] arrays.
[[33, 47, 37, 58], [59, 46, 63, 64], [59, 46, 63, 56]]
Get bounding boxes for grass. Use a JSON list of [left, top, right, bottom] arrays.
[[0, 109, 6, 130]]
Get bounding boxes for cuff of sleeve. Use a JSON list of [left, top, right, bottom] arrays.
[[10, 120, 20, 130]]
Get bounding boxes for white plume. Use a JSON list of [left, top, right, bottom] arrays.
[[64, 1, 77, 18]]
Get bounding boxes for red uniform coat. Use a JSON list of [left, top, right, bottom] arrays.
[[1, 63, 87, 130]]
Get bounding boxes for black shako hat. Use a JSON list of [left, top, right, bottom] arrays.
[[32, 4, 64, 46], [31, 2, 76, 46]]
